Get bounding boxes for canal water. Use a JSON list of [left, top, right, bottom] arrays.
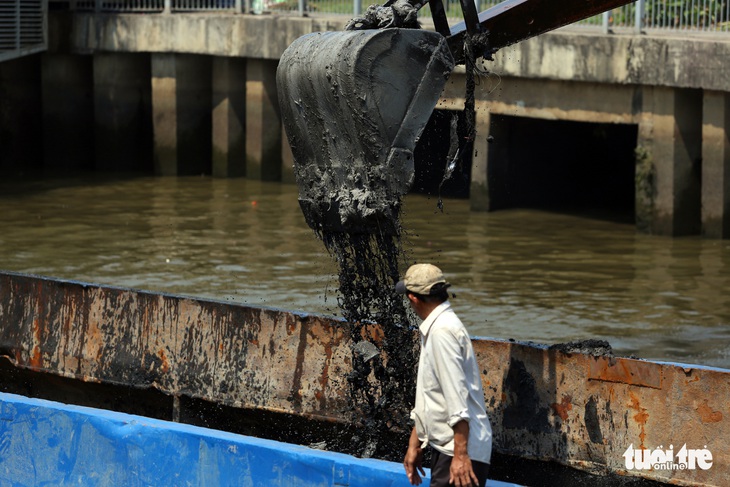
[[1, 174, 729, 369]]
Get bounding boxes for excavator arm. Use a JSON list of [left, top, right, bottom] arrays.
[[277, 0, 635, 235]]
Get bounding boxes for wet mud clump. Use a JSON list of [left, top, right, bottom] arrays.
[[549, 339, 614, 357], [317, 226, 419, 460]]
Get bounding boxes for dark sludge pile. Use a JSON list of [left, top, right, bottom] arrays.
[[314, 225, 419, 460]]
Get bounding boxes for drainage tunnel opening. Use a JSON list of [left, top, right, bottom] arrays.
[[412, 109, 473, 198], [487, 115, 638, 220]]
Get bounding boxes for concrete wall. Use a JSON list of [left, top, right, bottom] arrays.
[[94, 52, 153, 172], [0, 55, 43, 173], [2, 12, 729, 236], [41, 53, 95, 172]]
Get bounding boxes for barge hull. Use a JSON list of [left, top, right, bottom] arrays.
[[0, 271, 727, 486]]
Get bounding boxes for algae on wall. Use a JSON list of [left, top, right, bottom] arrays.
[[634, 145, 655, 233]]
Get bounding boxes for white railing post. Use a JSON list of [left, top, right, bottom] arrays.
[[164, 0, 171, 13], [354, 0, 362, 16], [95, 0, 101, 13], [235, 0, 242, 13], [298, 0, 305, 16], [15, 0, 20, 50], [602, 11, 610, 33], [635, 0, 644, 33]]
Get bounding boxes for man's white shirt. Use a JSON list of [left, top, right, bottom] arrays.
[[411, 301, 493, 464]]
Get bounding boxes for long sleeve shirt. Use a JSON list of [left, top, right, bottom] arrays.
[[411, 301, 493, 464]]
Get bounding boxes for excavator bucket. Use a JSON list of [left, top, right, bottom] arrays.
[[277, 29, 455, 235], [277, 0, 637, 235]]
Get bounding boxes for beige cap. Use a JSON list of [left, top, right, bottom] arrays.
[[395, 263, 451, 295]]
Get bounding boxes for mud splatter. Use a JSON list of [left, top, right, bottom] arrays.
[[549, 339, 614, 357], [584, 396, 603, 444], [315, 226, 419, 459], [503, 358, 551, 433]]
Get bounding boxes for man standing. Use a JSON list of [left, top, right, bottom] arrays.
[[397, 263, 492, 487]]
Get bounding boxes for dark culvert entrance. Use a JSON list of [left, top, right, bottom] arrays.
[[486, 115, 638, 221]]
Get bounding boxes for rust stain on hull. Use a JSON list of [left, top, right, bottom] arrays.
[[697, 400, 723, 423], [551, 394, 572, 422], [1, 271, 728, 487]]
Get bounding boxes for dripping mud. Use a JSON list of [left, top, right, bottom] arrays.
[[314, 219, 419, 460]]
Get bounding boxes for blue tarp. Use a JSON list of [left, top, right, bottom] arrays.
[[0, 392, 520, 486]]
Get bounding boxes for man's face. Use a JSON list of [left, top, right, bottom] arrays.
[[406, 293, 421, 314]]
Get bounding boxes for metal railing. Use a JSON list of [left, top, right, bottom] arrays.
[[0, 0, 47, 62], [53, 1, 244, 12], [48, 0, 730, 32]]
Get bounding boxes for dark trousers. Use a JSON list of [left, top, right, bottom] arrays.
[[430, 448, 490, 487]]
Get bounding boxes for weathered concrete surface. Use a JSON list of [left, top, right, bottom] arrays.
[[0, 55, 43, 172], [493, 31, 730, 92], [1, 271, 728, 486], [212, 56, 247, 178], [40, 53, 94, 172], [246, 58, 281, 181], [49, 13, 730, 92], [93, 52, 153, 172], [701, 91, 730, 238], [636, 86, 703, 236], [48, 12, 348, 60], [151, 53, 212, 176]]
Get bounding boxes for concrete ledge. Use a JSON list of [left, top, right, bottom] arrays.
[[494, 29, 730, 91], [49, 12, 349, 60], [49, 12, 730, 91]]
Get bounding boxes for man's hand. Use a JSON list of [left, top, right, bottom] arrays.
[[449, 451, 479, 486], [450, 420, 480, 487], [404, 427, 426, 485]]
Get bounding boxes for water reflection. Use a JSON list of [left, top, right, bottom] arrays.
[[1, 175, 729, 368]]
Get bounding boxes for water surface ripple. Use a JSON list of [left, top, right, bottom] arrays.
[[1, 175, 728, 369]]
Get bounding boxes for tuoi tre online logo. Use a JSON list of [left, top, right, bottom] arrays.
[[623, 444, 713, 471]]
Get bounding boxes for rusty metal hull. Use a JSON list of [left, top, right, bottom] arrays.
[[0, 271, 727, 486]]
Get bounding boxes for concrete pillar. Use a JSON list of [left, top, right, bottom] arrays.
[[245, 59, 281, 181], [93, 53, 153, 173], [636, 87, 702, 236], [41, 53, 94, 172], [212, 57, 246, 178], [151, 54, 212, 176], [0, 54, 42, 172], [469, 104, 491, 211], [281, 122, 295, 184], [701, 90, 730, 239]]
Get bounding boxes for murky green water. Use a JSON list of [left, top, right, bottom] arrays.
[[1, 174, 729, 368]]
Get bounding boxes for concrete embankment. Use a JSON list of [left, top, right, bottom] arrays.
[[1, 12, 728, 236]]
